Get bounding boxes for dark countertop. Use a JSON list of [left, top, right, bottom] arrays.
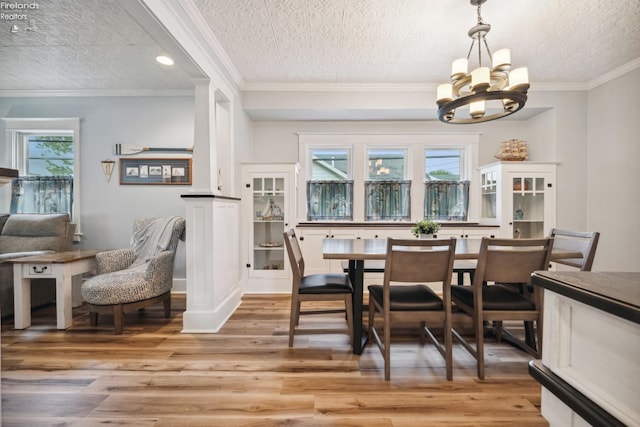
[[531, 271, 640, 324], [296, 222, 499, 228]]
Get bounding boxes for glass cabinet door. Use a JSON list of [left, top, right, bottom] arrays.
[[252, 176, 286, 274], [511, 175, 546, 238], [481, 168, 498, 221]]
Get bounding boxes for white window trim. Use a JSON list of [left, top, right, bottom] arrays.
[[297, 132, 480, 223], [3, 117, 82, 239]]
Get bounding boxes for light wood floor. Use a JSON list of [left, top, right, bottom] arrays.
[[1, 294, 547, 426]]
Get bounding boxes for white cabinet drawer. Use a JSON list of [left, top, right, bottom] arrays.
[[26, 263, 53, 277]]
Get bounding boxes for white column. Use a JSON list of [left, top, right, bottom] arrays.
[[190, 78, 220, 195], [182, 79, 241, 332]]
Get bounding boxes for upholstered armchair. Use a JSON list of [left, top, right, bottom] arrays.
[[82, 216, 185, 334]]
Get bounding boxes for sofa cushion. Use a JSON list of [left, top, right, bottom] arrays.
[[0, 214, 72, 254]]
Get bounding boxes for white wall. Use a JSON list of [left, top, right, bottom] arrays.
[[587, 67, 640, 270], [0, 96, 195, 284]]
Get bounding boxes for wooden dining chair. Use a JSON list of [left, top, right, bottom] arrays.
[[368, 237, 457, 381], [451, 237, 553, 379], [549, 228, 600, 271], [283, 229, 354, 347]]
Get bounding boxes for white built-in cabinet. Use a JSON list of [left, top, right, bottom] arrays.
[[241, 163, 298, 293], [479, 161, 556, 238]]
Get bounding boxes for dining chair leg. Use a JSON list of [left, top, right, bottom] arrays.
[[444, 316, 453, 381], [345, 295, 354, 346], [288, 299, 300, 347], [475, 311, 485, 380], [368, 300, 376, 341], [384, 316, 391, 381]]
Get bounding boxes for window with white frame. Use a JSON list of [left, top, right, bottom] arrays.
[[307, 148, 353, 220], [424, 148, 470, 221], [365, 148, 410, 221], [4, 117, 82, 237], [298, 133, 478, 223]]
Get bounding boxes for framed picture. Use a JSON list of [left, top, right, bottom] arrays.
[[119, 158, 192, 185]]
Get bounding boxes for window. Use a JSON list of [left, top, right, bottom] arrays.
[[298, 133, 478, 223], [11, 133, 74, 216], [365, 149, 410, 221], [4, 117, 82, 238], [424, 148, 469, 221], [307, 149, 353, 220]]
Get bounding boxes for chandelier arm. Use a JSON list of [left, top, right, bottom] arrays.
[[482, 37, 492, 62], [466, 39, 476, 60]]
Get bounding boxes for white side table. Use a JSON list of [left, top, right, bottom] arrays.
[[11, 250, 98, 329]]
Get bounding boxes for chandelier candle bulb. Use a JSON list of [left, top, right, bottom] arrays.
[[437, 84, 453, 104], [451, 58, 469, 80], [509, 67, 530, 90], [492, 49, 511, 71], [470, 101, 485, 119], [471, 67, 490, 91]]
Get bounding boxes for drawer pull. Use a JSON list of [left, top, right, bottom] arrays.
[[32, 265, 48, 274]]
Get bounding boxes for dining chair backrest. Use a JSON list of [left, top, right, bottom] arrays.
[[283, 229, 305, 282], [549, 228, 599, 271], [384, 238, 457, 286], [474, 237, 555, 286]]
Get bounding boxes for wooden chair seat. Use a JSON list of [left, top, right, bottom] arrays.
[[300, 273, 352, 294], [451, 284, 536, 311], [369, 284, 444, 311]]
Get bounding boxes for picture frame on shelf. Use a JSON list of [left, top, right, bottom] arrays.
[[119, 158, 192, 185]]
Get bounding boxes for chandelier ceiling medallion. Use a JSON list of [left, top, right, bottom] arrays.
[[436, 0, 529, 124]]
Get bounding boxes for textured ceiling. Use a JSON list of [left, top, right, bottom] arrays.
[[193, 0, 640, 86], [0, 0, 199, 92], [0, 0, 638, 93]]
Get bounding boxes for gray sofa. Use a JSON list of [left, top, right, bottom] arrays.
[[0, 213, 75, 318]]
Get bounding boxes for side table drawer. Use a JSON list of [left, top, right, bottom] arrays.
[[26, 263, 54, 277]]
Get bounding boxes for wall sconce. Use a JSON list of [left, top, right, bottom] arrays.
[[101, 159, 115, 182]]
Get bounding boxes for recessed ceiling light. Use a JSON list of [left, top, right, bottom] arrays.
[[155, 55, 174, 66]]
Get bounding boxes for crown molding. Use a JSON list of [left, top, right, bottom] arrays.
[[242, 82, 438, 92], [588, 57, 640, 89], [242, 81, 593, 93], [0, 89, 195, 98], [176, 0, 245, 90]]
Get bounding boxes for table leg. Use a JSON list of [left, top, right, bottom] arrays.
[[350, 259, 367, 354], [55, 266, 73, 329], [13, 264, 31, 329], [71, 274, 84, 307]]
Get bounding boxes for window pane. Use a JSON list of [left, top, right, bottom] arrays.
[[365, 180, 411, 221], [368, 149, 405, 180], [424, 181, 469, 221], [307, 181, 353, 221], [311, 149, 349, 180], [425, 149, 461, 181], [27, 135, 74, 176]]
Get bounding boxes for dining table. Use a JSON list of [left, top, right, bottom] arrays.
[[322, 237, 583, 355]]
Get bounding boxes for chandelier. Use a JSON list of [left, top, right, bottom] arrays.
[[436, 0, 529, 124]]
